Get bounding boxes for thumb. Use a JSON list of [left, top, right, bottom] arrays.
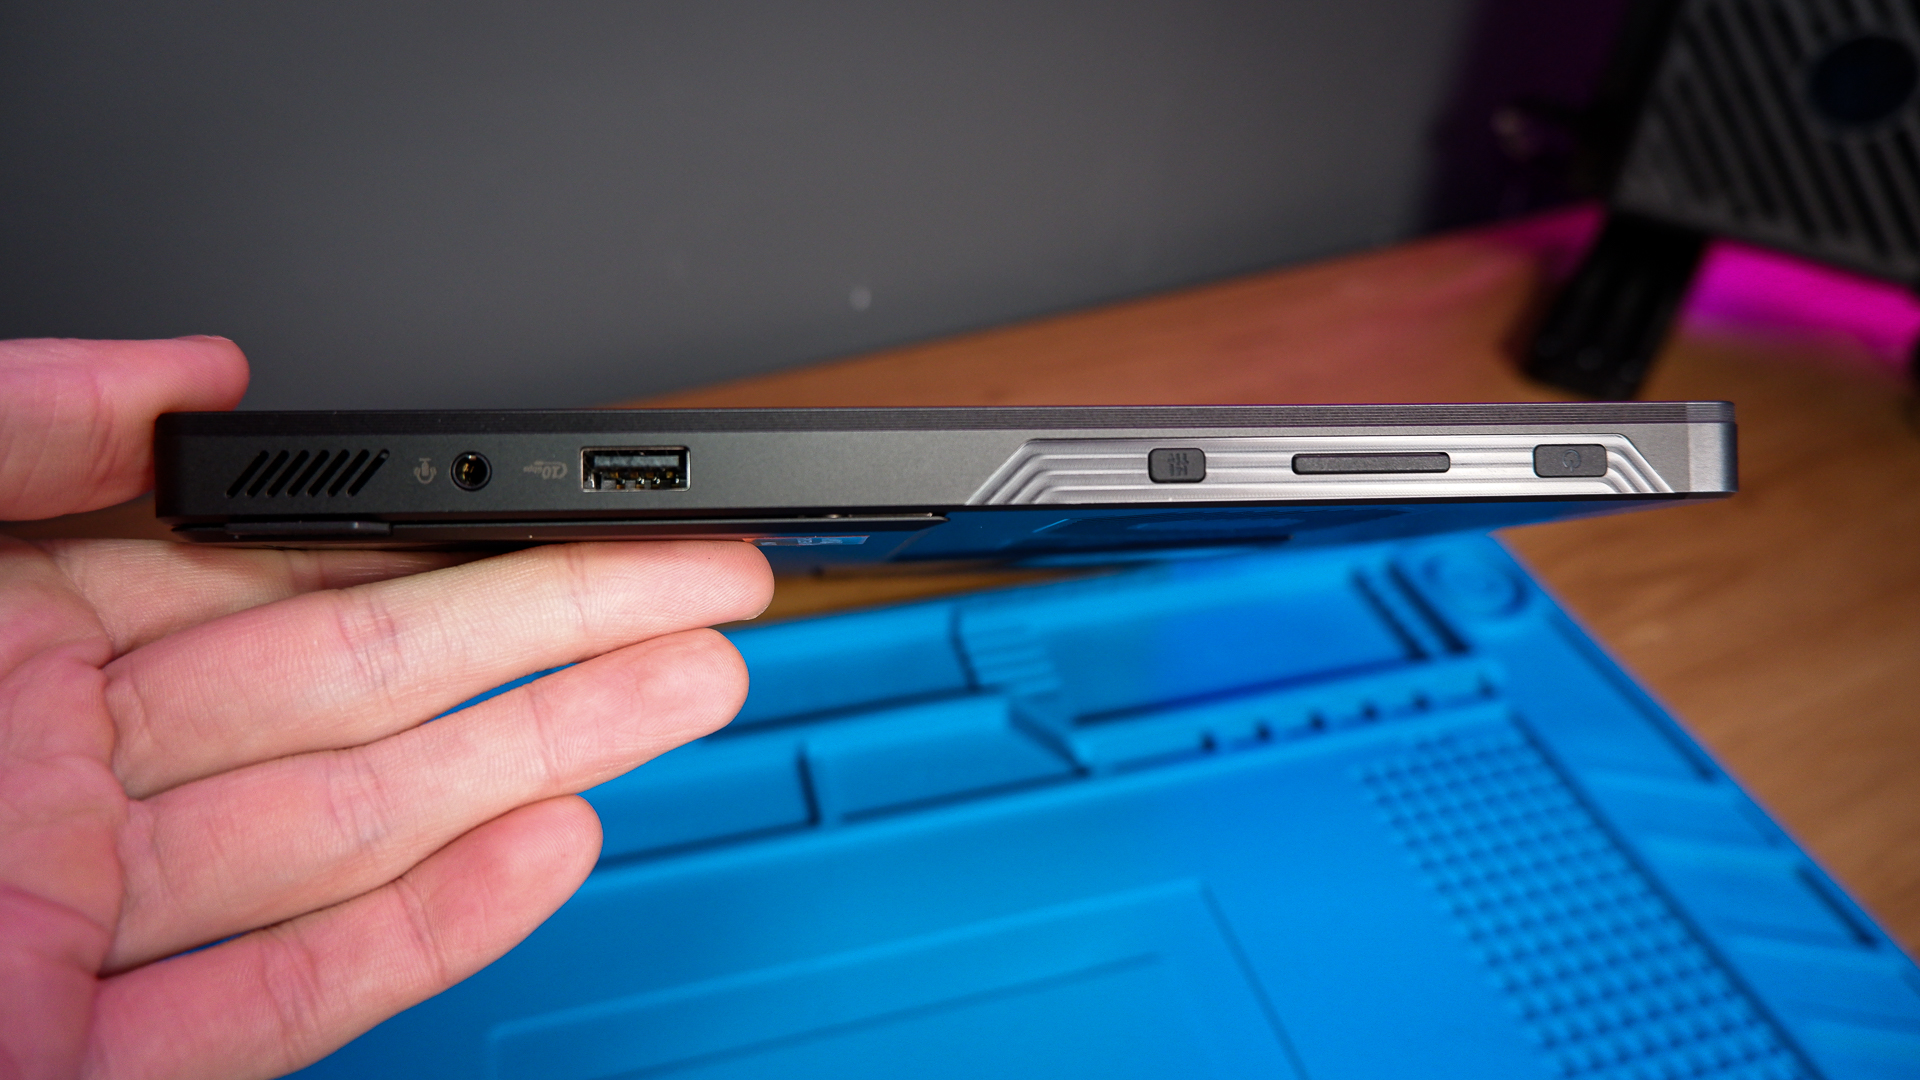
[[0, 337, 249, 521]]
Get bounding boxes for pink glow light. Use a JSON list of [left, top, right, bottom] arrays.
[[1683, 240, 1920, 373]]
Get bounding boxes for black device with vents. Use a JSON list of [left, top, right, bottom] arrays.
[[1527, 0, 1920, 399]]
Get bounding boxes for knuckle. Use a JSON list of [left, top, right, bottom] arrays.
[[319, 749, 396, 850], [517, 677, 581, 789], [103, 669, 165, 792], [327, 588, 417, 708], [254, 926, 333, 1068], [389, 874, 455, 992], [554, 543, 601, 637]]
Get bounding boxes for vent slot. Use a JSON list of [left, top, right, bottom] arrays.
[[346, 450, 388, 495], [307, 451, 349, 495], [246, 451, 290, 497], [226, 451, 269, 497], [226, 449, 389, 498], [329, 450, 370, 496], [289, 450, 332, 496], [1616, 0, 1920, 281], [265, 450, 309, 496]]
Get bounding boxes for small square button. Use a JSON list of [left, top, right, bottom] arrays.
[[1148, 447, 1206, 483], [1533, 444, 1608, 477]]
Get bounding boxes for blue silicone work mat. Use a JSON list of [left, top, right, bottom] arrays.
[[294, 535, 1920, 1080]]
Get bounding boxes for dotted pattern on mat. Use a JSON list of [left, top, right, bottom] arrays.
[[1359, 727, 1812, 1080]]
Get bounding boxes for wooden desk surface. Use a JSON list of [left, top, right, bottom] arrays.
[[11, 208, 1919, 952], [641, 208, 1920, 953]]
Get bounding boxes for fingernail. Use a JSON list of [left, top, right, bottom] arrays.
[[174, 334, 234, 344]]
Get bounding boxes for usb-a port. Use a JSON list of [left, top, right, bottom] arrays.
[[582, 447, 688, 491]]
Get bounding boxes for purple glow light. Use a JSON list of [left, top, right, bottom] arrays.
[[1683, 240, 1920, 372]]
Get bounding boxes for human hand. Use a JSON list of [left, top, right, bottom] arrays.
[[0, 338, 773, 1079]]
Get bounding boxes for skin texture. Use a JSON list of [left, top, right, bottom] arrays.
[[0, 338, 775, 1080]]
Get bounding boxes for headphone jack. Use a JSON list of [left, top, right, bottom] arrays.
[[451, 452, 491, 491]]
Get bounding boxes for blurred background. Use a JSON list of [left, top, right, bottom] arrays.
[[0, 0, 1630, 410]]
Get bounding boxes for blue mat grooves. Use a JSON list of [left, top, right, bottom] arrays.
[[294, 535, 1920, 1080]]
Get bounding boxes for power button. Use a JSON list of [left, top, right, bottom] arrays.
[[1533, 444, 1608, 477]]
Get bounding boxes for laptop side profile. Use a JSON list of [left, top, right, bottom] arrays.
[[154, 401, 1735, 567]]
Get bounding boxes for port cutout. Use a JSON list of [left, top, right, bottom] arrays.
[[451, 452, 491, 490], [582, 447, 688, 491]]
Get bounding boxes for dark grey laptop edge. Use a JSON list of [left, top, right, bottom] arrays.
[[154, 403, 1735, 566]]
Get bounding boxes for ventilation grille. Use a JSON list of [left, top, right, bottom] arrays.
[[1616, 0, 1920, 282], [226, 449, 389, 499]]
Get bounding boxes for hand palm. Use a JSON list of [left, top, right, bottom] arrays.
[[0, 339, 771, 1079]]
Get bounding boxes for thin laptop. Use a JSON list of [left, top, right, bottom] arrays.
[[154, 402, 1734, 568]]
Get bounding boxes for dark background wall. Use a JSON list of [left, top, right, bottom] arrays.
[[0, 1, 1625, 410]]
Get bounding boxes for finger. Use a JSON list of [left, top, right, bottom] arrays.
[[0, 337, 248, 521], [37, 538, 476, 655], [85, 795, 599, 1080], [108, 628, 741, 970], [106, 539, 771, 797], [0, 884, 112, 1080]]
